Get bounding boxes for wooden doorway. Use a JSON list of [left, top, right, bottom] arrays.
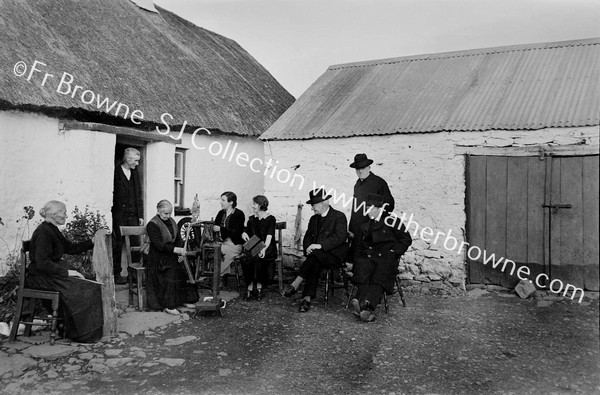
[[114, 140, 146, 219], [466, 155, 599, 291]]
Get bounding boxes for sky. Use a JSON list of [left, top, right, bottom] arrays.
[[154, 0, 600, 98]]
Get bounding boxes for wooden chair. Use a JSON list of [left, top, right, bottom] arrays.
[[274, 221, 287, 293], [323, 267, 350, 306], [321, 230, 352, 306], [383, 275, 406, 313], [345, 268, 407, 313], [226, 255, 244, 294], [120, 226, 146, 311], [9, 241, 61, 345]]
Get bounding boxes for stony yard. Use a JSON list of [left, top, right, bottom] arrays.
[[1, 285, 599, 395]]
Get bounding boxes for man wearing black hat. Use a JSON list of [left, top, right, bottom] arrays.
[[348, 153, 395, 247], [282, 188, 348, 312], [350, 193, 411, 322]]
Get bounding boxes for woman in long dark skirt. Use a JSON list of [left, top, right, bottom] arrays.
[[26, 200, 103, 343], [145, 199, 198, 315], [241, 195, 276, 301]]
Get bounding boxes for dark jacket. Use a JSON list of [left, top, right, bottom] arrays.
[[244, 214, 277, 260], [112, 165, 143, 218], [26, 221, 102, 343], [353, 214, 412, 292], [145, 215, 198, 309], [28, 221, 93, 277], [303, 207, 348, 262], [349, 172, 394, 238], [146, 216, 181, 254], [215, 208, 245, 245], [146, 215, 182, 272]]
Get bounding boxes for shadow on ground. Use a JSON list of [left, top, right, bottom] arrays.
[[1, 285, 599, 395]]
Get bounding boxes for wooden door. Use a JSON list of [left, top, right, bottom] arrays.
[[547, 156, 599, 290], [466, 155, 599, 291]]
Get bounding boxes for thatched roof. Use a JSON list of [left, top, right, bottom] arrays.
[[0, 0, 294, 136], [261, 38, 599, 141]]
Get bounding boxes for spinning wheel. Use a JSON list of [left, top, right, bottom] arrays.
[[180, 221, 220, 285], [177, 217, 197, 246]]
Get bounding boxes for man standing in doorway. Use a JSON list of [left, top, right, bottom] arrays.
[[348, 153, 395, 256], [112, 147, 144, 284]]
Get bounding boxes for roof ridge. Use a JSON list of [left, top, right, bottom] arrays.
[[328, 38, 600, 71]]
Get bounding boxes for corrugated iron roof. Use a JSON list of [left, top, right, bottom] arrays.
[[260, 38, 600, 141]]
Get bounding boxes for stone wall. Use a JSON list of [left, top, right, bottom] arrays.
[[264, 126, 599, 290]]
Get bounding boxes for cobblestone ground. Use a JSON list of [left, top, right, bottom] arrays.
[[1, 287, 599, 395]]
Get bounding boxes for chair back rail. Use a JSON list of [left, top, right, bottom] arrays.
[[119, 226, 146, 311], [9, 240, 61, 345], [18, 240, 31, 289], [120, 226, 146, 267], [275, 221, 287, 293]]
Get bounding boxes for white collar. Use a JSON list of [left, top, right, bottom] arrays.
[[121, 164, 131, 179], [320, 207, 330, 218]]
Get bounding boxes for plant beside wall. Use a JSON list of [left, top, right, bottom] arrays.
[[61, 206, 109, 279], [0, 206, 36, 325]]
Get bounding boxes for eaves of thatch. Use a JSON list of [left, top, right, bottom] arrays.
[[0, 0, 295, 137]]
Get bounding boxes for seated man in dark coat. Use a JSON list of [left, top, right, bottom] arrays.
[[350, 193, 412, 322], [283, 189, 348, 312]]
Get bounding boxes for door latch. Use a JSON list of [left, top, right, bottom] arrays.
[[542, 204, 572, 213]]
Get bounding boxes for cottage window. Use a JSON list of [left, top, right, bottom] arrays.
[[174, 149, 186, 208]]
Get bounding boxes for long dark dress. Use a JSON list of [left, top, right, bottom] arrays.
[[145, 215, 198, 310], [26, 221, 103, 343], [241, 214, 276, 285]]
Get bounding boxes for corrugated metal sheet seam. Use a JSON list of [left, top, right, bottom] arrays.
[[260, 38, 600, 141]]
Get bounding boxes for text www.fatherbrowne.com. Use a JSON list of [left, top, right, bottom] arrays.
[[314, 182, 585, 303]]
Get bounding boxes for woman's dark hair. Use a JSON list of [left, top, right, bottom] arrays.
[[253, 195, 269, 211], [221, 191, 237, 208]]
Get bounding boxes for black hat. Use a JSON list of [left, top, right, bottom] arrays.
[[349, 153, 374, 169], [366, 193, 384, 208], [306, 188, 332, 205]]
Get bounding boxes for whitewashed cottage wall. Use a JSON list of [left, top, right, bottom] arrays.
[[0, 111, 115, 274], [178, 133, 265, 220], [263, 126, 599, 290]]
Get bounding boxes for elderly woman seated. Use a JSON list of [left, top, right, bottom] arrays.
[[213, 191, 245, 276], [26, 200, 103, 343], [146, 199, 199, 315]]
